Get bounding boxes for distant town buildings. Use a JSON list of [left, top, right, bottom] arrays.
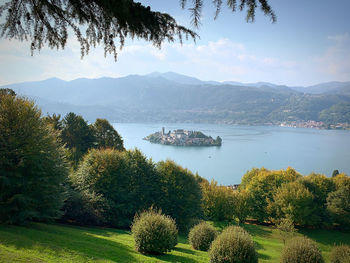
[[279, 120, 350, 130]]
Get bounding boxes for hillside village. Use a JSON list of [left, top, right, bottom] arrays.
[[144, 128, 222, 146]]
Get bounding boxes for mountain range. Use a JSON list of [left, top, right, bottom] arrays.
[[1, 72, 350, 124]]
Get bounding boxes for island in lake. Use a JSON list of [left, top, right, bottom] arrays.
[[143, 128, 222, 146]]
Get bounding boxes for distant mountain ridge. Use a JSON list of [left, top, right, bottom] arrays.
[[1, 72, 350, 124]]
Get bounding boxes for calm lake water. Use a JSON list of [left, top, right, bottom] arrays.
[[112, 123, 350, 185]]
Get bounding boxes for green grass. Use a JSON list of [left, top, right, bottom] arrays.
[[0, 222, 349, 263]]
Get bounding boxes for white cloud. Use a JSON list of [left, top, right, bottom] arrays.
[[0, 34, 349, 86]]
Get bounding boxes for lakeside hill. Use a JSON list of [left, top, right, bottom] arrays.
[[144, 128, 222, 146], [1, 72, 350, 125]]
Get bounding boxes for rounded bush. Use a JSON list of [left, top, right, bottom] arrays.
[[188, 222, 218, 251], [330, 245, 350, 263], [131, 209, 178, 254], [281, 236, 324, 263], [209, 226, 258, 263]]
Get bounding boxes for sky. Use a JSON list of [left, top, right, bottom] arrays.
[[0, 0, 349, 86]]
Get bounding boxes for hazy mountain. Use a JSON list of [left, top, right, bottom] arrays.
[[146, 72, 221, 85], [2, 72, 350, 124], [291, 81, 350, 94]]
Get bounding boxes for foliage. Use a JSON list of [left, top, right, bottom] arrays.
[[232, 190, 251, 224], [241, 167, 301, 222], [332, 173, 350, 190], [70, 148, 161, 228], [188, 222, 217, 251], [299, 173, 335, 226], [201, 180, 235, 221], [209, 225, 258, 263], [327, 184, 350, 229], [44, 113, 63, 130], [269, 181, 316, 226], [91, 118, 124, 151], [276, 218, 297, 244], [59, 182, 106, 226], [61, 112, 95, 166], [281, 236, 324, 263], [0, 88, 16, 96], [330, 245, 350, 263], [0, 94, 68, 224], [319, 102, 350, 124], [131, 209, 178, 254], [157, 160, 203, 232], [332, 170, 340, 178], [0, 1, 275, 60]]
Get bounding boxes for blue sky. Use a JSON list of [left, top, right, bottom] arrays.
[[0, 0, 349, 86]]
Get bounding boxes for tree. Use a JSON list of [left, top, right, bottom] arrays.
[[157, 160, 203, 231], [276, 217, 297, 244], [0, 0, 275, 60], [327, 184, 350, 229], [43, 113, 62, 130], [70, 148, 162, 227], [241, 167, 301, 222], [0, 88, 16, 96], [270, 181, 316, 226], [200, 180, 235, 221], [299, 173, 335, 226], [61, 112, 95, 166], [91, 118, 124, 151], [332, 170, 339, 178], [232, 190, 251, 224], [0, 93, 68, 224]]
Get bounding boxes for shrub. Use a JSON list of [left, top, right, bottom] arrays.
[[131, 209, 178, 254], [281, 236, 324, 263], [276, 217, 297, 244], [188, 222, 217, 251], [330, 245, 350, 263], [209, 226, 258, 263]]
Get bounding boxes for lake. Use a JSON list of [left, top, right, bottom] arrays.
[[112, 123, 350, 185]]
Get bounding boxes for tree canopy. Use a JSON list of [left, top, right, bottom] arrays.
[[0, 93, 68, 224], [0, 0, 275, 60]]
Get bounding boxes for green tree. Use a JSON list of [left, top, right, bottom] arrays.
[[0, 0, 275, 60], [270, 181, 316, 226], [0, 94, 68, 224], [201, 180, 235, 221], [241, 167, 301, 222], [276, 217, 297, 244], [332, 170, 340, 178], [61, 112, 95, 166], [299, 173, 335, 226], [43, 113, 63, 131], [92, 118, 124, 151], [0, 88, 16, 96], [157, 160, 203, 231], [327, 184, 350, 229], [70, 148, 161, 227], [232, 190, 251, 224]]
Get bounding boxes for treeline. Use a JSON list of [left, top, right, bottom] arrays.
[[1, 89, 349, 232], [202, 168, 350, 229], [0, 90, 202, 231]]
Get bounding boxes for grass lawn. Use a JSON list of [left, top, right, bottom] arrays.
[[0, 222, 349, 263]]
